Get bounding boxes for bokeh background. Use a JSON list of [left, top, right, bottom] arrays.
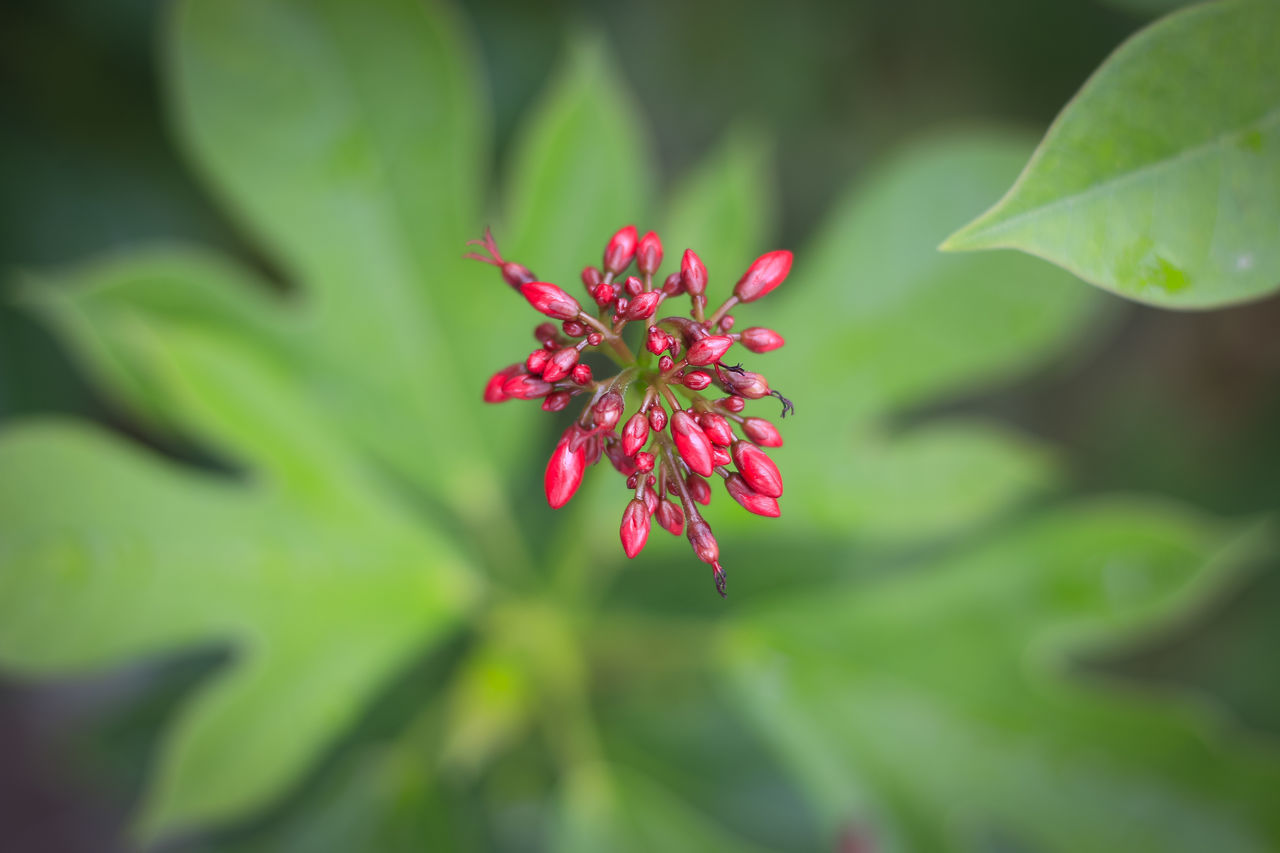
[[2, 0, 1279, 850]]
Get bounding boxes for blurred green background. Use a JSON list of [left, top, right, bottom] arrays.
[[2, 0, 1278, 851]]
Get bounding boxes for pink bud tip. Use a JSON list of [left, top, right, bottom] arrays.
[[625, 290, 663, 321], [671, 410, 714, 477], [540, 346, 580, 383], [733, 250, 792, 303], [520, 281, 582, 320], [648, 405, 668, 432], [682, 371, 713, 391], [686, 473, 711, 506], [698, 413, 735, 446], [656, 499, 685, 536], [687, 518, 720, 566], [620, 499, 651, 558], [604, 225, 639, 274], [484, 365, 521, 403], [731, 440, 783, 498], [503, 374, 553, 399], [725, 472, 781, 517], [742, 417, 783, 447], [740, 327, 785, 353], [681, 249, 708, 296], [622, 413, 650, 456], [647, 326, 670, 355], [593, 391, 625, 430], [637, 231, 664, 276], [686, 335, 734, 366], [545, 430, 588, 508]]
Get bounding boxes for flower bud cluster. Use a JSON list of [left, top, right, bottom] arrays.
[[468, 226, 793, 597]]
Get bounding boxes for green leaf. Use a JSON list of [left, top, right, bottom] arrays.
[[169, 0, 529, 502], [751, 132, 1095, 541], [21, 248, 298, 438], [942, 0, 1280, 309], [662, 128, 777, 284], [0, 421, 476, 839], [554, 764, 771, 853], [502, 34, 655, 280], [723, 503, 1280, 851]]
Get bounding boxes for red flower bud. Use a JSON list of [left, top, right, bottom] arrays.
[[484, 364, 522, 403], [742, 417, 783, 447], [637, 231, 663, 276], [542, 390, 572, 412], [687, 517, 719, 564], [685, 473, 711, 505], [718, 315, 735, 332], [681, 249, 707, 296], [698, 413, 734, 446], [642, 480, 659, 516], [671, 410, 714, 476], [731, 440, 782, 497], [582, 266, 602, 291], [587, 332, 603, 346], [682, 371, 712, 390], [592, 283, 616, 307], [686, 335, 734, 366], [571, 363, 593, 385], [604, 225, 639, 274], [545, 429, 588, 508], [622, 413, 650, 456], [502, 263, 535, 287], [635, 451, 655, 473], [623, 275, 644, 297], [541, 346, 580, 383], [740, 327, 785, 353], [620, 499, 650, 558], [711, 445, 731, 467], [534, 322, 560, 345], [562, 320, 587, 337], [503, 374, 553, 399], [606, 439, 639, 476], [721, 396, 745, 413], [647, 326, 670, 355], [526, 349, 551, 374], [658, 355, 675, 372], [721, 369, 771, 399], [521, 281, 582, 320], [656, 499, 685, 536], [648, 405, 668, 432], [593, 391, 625, 430], [733, 249, 792, 303], [625, 290, 663, 321], [725, 472, 781, 517], [662, 271, 684, 296]]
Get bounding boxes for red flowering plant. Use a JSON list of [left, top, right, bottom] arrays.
[[469, 225, 793, 596]]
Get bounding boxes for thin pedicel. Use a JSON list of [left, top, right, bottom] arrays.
[[472, 225, 793, 597]]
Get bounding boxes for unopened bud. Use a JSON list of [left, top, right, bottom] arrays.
[[662, 271, 684, 296], [648, 405, 668, 432], [687, 517, 719, 566], [698, 413, 734, 446], [604, 225, 639, 274], [685, 473, 711, 505], [542, 390, 572, 412], [484, 364, 522, 403], [623, 275, 644, 297], [731, 440, 783, 498], [671, 411, 714, 476], [742, 417, 783, 446], [545, 429, 588, 508], [620, 499, 651, 558], [656, 499, 685, 536], [561, 320, 587, 337], [686, 335, 734, 366], [740, 327, 785, 353], [647, 326, 670, 355], [637, 231, 663, 276], [625, 290, 662, 321], [521, 281, 582, 320], [622, 413, 650, 456], [682, 371, 713, 390], [721, 369, 770, 399], [681, 249, 707, 296], [593, 391, 625, 430], [582, 266, 602, 291], [725, 472, 780, 517], [733, 249, 792, 303], [503, 374, 553, 399], [571, 363, 593, 385]]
